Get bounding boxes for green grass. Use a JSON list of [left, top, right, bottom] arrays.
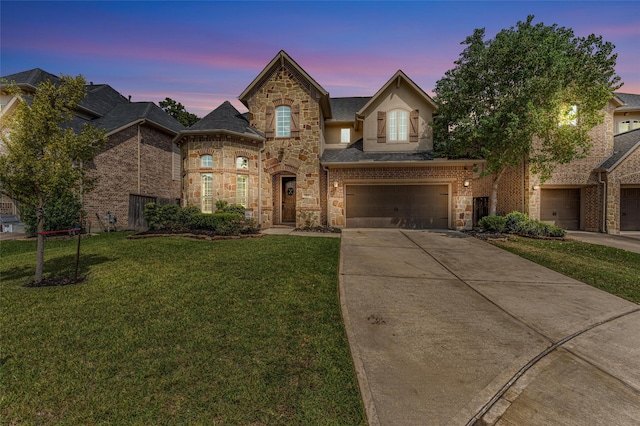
[[1, 233, 365, 425], [490, 236, 640, 303]]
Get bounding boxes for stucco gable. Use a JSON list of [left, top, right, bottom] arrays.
[[357, 70, 437, 118], [238, 50, 332, 119]]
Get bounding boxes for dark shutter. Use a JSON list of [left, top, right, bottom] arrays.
[[291, 104, 300, 138], [265, 106, 274, 138], [410, 110, 419, 142], [377, 111, 386, 143]]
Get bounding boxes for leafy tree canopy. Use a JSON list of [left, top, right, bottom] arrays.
[[159, 97, 199, 127], [433, 16, 622, 212], [0, 75, 106, 283]]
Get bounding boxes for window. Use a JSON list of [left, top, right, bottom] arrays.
[[201, 154, 212, 168], [341, 128, 350, 144], [236, 156, 248, 170], [236, 175, 248, 208], [388, 109, 409, 141], [619, 120, 640, 133], [276, 106, 291, 137], [559, 104, 578, 126], [201, 173, 213, 213]]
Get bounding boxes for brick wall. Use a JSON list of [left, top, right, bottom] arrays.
[[83, 124, 180, 231], [326, 164, 474, 229], [605, 146, 640, 233]]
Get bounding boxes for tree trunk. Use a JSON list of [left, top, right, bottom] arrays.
[[35, 207, 45, 283], [489, 168, 507, 216]]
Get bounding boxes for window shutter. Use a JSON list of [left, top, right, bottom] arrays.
[[265, 106, 274, 138], [291, 104, 300, 138], [410, 110, 419, 142], [377, 111, 386, 143]]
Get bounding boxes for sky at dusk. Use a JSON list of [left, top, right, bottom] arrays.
[[2, 1, 639, 118]]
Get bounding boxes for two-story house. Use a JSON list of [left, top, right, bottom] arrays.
[[0, 68, 184, 231], [176, 51, 480, 230]]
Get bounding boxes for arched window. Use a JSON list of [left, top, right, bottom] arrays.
[[201, 154, 212, 168], [201, 173, 213, 213], [388, 109, 409, 141], [236, 156, 248, 170], [276, 106, 291, 137]]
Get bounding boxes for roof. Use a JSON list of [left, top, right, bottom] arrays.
[[92, 102, 185, 135], [0, 68, 60, 91], [357, 70, 438, 117], [615, 93, 640, 111], [238, 50, 332, 119], [176, 101, 263, 142], [329, 97, 371, 122], [80, 84, 128, 116], [321, 139, 434, 165], [598, 127, 640, 171]]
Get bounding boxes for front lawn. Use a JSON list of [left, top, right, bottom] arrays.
[[0, 233, 365, 425], [489, 236, 640, 303]]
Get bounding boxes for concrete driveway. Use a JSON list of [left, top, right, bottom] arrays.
[[339, 229, 640, 425]]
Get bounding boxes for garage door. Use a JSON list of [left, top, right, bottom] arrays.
[[541, 188, 580, 230], [345, 184, 449, 229], [621, 188, 640, 231]]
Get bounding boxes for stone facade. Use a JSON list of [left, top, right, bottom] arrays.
[[605, 146, 640, 233], [246, 69, 324, 228]]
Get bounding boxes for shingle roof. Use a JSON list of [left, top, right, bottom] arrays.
[[0, 68, 60, 90], [92, 102, 185, 134], [188, 101, 263, 138], [329, 97, 371, 121], [616, 93, 640, 109], [321, 139, 434, 164], [598, 128, 640, 171], [80, 84, 128, 116]]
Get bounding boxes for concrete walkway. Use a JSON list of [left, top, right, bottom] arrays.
[[339, 229, 640, 425], [567, 231, 640, 254]]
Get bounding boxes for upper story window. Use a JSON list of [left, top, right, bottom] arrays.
[[276, 106, 291, 137], [341, 128, 351, 144], [201, 154, 213, 168], [619, 120, 640, 133], [559, 104, 578, 126], [236, 156, 249, 170], [388, 109, 409, 142]]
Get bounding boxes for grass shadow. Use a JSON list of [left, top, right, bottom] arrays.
[[1, 253, 112, 284]]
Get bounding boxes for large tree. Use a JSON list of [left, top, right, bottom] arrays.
[[159, 97, 199, 127], [0, 75, 106, 283], [433, 15, 622, 215]]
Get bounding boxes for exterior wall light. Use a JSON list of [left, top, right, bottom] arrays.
[[463, 179, 471, 188], [333, 181, 339, 188], [533, 185, 540, 190]]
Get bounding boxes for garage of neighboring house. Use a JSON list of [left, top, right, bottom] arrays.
[[540, 188, 581, 230], [621, 187, 640, 231], [345, 183, 449, 229]]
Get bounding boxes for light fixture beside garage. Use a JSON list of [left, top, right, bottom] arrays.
[[334, 181, 339, 188], [463, 179, 471, 188]]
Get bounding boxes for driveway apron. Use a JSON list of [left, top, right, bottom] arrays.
[[339, 229, 640, 426]]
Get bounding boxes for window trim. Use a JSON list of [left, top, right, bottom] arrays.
[[201, 154, 213, 168], [387, 109, 409, 142], [201, 173, 213, 214], [236, 174, 248, 208], [276, 106, 291, 138]]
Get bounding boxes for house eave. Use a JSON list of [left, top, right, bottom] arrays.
[[173, 129, 265, 144], [321, 158, 482, 168]]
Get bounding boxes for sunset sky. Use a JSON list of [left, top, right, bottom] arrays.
[[2, 1, 639, 117]]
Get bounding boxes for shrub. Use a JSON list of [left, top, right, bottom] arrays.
[[504, 211, 529, 234], [144, 203, 195, 231], [189, 213, 245, 236], [478, 215, 506, 232], [179, 206, 201, 227], [160, 204, 182, 231], [143, 203, 162, 230], [20, 191, 84, 237], [215, 200, 246, 215]]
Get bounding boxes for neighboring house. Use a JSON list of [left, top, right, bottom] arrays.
[[614, 93, 640, 134], [0, 68, 184, 231]]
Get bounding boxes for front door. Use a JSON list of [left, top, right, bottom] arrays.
[[282, 177, 296, 223]]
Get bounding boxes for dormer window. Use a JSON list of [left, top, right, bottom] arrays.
[[619, 120, 640, 133], [276, 106, 291, 137], [388, 109, 409, 141]]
